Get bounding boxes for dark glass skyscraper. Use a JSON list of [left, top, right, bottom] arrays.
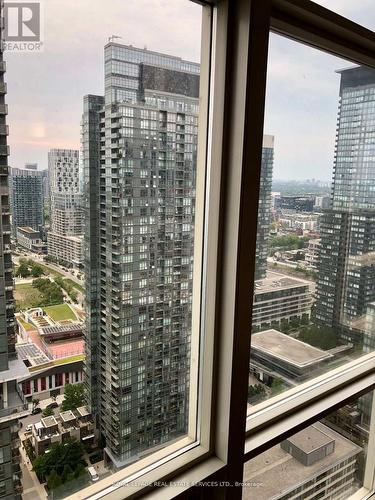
[[83, 43, 275, 468], [83, 44, 199, 467], [0, 16, 29, 499], [315, 66, 375, 344], [256, 135, 274, 280], [10, 168, 44, 236]]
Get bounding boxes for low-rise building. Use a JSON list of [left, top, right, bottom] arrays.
[[16, 226, 46, 253], [243, 422, 362, 500], [16, 343, 84, 402], [250, 329, 333, 385], [31, 406, 95, 456], [47, 233, 83, 268], [253, 271, 314, 330]]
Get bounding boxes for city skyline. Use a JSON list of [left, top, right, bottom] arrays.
[[2, 0, 374, 182]]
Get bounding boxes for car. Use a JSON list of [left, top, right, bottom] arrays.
[[88, 466, 99, 482], [46, 402, 58, 410], [32, 407, 42, 415], [25, 424, 33, 432]]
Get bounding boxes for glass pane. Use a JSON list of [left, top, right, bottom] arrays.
[[6, 0, 206, 497], [243, 390, 374, 499], [315, 0, 375, 32], [249, 33, 375, 407]]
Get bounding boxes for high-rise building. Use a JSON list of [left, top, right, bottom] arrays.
[[255, 135, 274, 280], [10, 170, 44, 237], [83, 43, 276, 468], [83, 43, 200, 467], [0, 29, 29, 499], [315, 66, 375, 345], [47, 149, 83, 267]]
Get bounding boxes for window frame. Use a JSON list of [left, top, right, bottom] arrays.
[[65, 1, 375, 499]]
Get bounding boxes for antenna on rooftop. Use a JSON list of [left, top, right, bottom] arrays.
[[108, 35, 122, 43]]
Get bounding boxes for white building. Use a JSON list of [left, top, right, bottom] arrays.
[[243, 422, 362, 500], [47, 149, 83, 268], [253, 271, 314, 329]]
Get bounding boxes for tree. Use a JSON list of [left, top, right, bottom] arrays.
[[17, 262, 30, 278], [47, 469, 62, 490], [61, 383, 85, 411], [42, 407, 54, 417], [31, 264, 44, 278], [33, 439, 86, 482], [298, 325, 338, 350], [32, 398, 40, 411], [61, 464, 74, 483], [50, 389, 59, 401]]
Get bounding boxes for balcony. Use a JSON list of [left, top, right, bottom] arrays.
[[0, 105, 7, 115], [0, 145, 9, 156], [0, 165, 8, 175], [0, 62, 6, 73]]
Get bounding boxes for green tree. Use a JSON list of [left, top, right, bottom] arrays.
[[31, 264, 44, 278], [32, 398, 40, 411], [61, 383, 85, 411], [42, 407, 54, 417], [61, 464, 74, 483], [47, 469, 62, 490], [17, 262, 30, 278], [33, 439, 86, 482]]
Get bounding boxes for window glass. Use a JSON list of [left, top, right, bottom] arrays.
[[249, 33, 375, 407], [244, 391, 374, 500], [7, 0, 205, 497]]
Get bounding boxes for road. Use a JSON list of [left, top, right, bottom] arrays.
[[13, 250, 84, 287]]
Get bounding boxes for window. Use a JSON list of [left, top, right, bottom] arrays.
[[5, 1, 375, 500]]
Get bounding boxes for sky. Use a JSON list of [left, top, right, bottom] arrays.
[[4, 0, 375, 180]]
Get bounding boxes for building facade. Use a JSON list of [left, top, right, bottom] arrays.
[[315, 66, 375, 345], [0, 31, 29, 499], [83, 44, 200, 467], [47, 149, 83, 267], [255, 135, 274, 280], [10, 168, 44, 237], [16, 227, 46, 253], [252, 271, 313, 330], [243, 422, 362, 500]]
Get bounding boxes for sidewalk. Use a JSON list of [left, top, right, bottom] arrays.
[[38, 394, 64, 410], [19, 440, 47, 500]]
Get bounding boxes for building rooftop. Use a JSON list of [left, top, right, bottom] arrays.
[[76, 406, 89, 417], [254, 271, 312, 294], [16, 343, 50, 366], [243, 422, 362, 500], [41, 416, 58, 428], [287, 425, 334, 455], [18, 226, 39, 234], [251, 330, 333, 368], [60, 410, 76, 423], [0, 356, 30, 383]]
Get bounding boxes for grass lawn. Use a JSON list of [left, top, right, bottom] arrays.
[[14, 283, 43, 310], [43, 304, 77, 322], [17, 317, 35, 331], [64, 278, 84, 293]]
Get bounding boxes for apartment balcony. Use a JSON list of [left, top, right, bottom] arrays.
[[0, 165, 8, 175], [0, 83, 7, 94], [0, 145, 9, 156], [0, 125, 8, 135], [0, 62, 6, 73], [0, 104, 8, 115]]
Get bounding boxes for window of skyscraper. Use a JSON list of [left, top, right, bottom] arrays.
[[2, 0, 375, 499], [248, 32, 375, 407]]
